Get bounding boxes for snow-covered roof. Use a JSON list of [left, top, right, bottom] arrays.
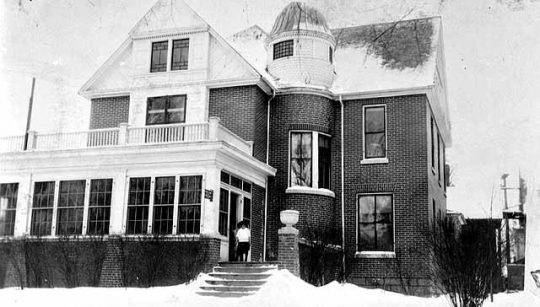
[[228, 17, 442, 96]]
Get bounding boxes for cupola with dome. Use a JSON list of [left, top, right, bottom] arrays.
[[265, 2, 336, 89]]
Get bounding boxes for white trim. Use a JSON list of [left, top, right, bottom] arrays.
[[362, 104, 388, 161], [333, 85, 432, 101], [277, 87, 334, 99], [360, 158, 389, 165], [130, 26, 209, 41], [355, 251, 396, 259], [356, 193, 396, 254], [286, 186, 335, 198]]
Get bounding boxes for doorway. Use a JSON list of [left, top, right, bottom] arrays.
[[228, 192, 241, 260]]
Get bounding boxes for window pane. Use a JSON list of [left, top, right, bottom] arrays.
[[318, 135, 331, 189], [376, 195, 392, 223], [218, 188, 228, 236], [365, 107, 385, 133], [171, 39, 189, 70], [57, 180, 85, 235], [220, 172, 230, 184], [243, 197, 251, 221], [359, 224, 375, 251], [365, 133, 386, 158], [150, 41, 168, 73], [0, 183, 18, 236], [127, 177, 150, 234], [290, 133, 312, 187], [376, 223, 393, 251], [230, 176, 242, 189], [359, 196, 374, 223], [273, 40, 293, 60]]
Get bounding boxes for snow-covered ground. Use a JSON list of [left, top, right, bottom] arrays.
[[0, 270, 537, 307]]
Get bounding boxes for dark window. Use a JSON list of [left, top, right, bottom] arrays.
[[146, 95, 186, 125], [431, 117, 436, 169], [218, 188, 229, 236], [290, 132, 312, 187], [153, 176, 175, 234], [242, 182, 252, 193], [220, 171, 230, 184], [358, 194, 393, 252], [88, 179, 112, 235], [364, 106, 386, 159], [57, 180, 85, 235], [171, 39, 189, 71], [243, 197, 251, 227], [178, 176, 202, 234], [0, 183, 18, 236], [329, 47, 333, 64], [31, 181, 55, 236], [318, 135, 331, 189], [438, 134, 442, 183], [230, 176, 242, 190], [432, 199, 436, 223], [273, 40, 293, 60], [150, 41, 169, 73], [127, 177, 151, 234]]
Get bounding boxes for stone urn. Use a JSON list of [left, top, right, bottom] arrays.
[[280, 210, 299, 228]]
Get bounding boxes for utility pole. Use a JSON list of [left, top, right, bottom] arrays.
[[501, 173, 511, 282], [23, 77, 36, 150]]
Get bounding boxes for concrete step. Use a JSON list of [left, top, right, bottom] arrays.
[[196, 291, 255, 298], [208, 272, 272, 280], [200, 285, 260, 292], [218, 261, 280, 268], [213, 266, 276, 274], [205, 279, 267, 287]]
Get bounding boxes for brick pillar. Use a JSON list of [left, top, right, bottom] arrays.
[[278, 226, 300, 277], [3, 241, 27, 288], [98, 237, 124, 287]]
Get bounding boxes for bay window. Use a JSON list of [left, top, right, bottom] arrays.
[[289, 131, 331, 190]]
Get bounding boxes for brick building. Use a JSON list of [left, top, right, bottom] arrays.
[[0, 0, 451, 294]]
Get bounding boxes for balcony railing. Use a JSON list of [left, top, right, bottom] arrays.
[[0, 118, 253, 154]]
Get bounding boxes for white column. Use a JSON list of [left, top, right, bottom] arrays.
[[13, 174, 32, 237], [118, 123, 129, 145], [109, 170, 128, 235], [208, 117, 220, 140], [201, 167, 220, 237]]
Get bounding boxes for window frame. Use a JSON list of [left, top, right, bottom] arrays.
[[150, 40, 169, 73], [124, 174, 204, 236], [361, 104, 388, 164], [273, 39, 294, 60], [356, 193, 395, 256], [29, 178, 114, 237], [171, 38, 190, 71], [0, 182, 19, 236], [149, 37, 190, 73], [287, 130, 333, 195], [146, 95, 187, 126]]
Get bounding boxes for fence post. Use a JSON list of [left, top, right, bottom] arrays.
[[26, 131, 37, 150], [118, 123, 129, 145], [208, 117, 220, 140]]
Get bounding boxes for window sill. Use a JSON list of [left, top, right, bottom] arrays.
[[286, 186, 335, 198], [360, 157, 389, 165], [355, 251, 396, 259]]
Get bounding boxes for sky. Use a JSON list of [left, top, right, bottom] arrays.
[[0, 0, 539, 218]]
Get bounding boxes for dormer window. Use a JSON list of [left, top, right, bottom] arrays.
[[273, 40, 293, 60], [150, 41, 169, 72], [150, 38, 190, 73]]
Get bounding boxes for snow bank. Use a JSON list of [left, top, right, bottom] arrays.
[[0, 270, 535, 307]]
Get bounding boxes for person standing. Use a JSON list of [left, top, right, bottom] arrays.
[[236, 221, 250, 262]]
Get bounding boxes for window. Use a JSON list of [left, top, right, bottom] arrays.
[[218, 188, 228, 236], [127, 177, 151, 234], [150, 41, 168, 72], [127, 175, 203, 235], [88, 179, 112, 235], [364, 106, 386, 159], [178, 176, 202, 234], [153, 176, 175, 234], [31, 179, 113, 236], [437, 133, 441, 183], [146, 95, 186, 125], [57, 180, 85, 235], [290, 132, 331, 189], [0, 183, 18, 236], [358, 194, 393, 252], [171, 39, 189, 71], [31, 181, 55, 236], [290, 132, 312, 187], [431, 117, 436, 169], [273, 40, 293, 60]]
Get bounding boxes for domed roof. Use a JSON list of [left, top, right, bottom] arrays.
[[270, 2, 332, 36]]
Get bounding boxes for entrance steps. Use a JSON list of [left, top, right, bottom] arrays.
[[197, 262, 279, 298]]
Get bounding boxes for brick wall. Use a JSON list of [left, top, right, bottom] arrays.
[[89, 96, 130, 129], [266, 93, 336, 259], [336, 95, 432, 286], [251, 184, 266, 262], [208, 86, 268, 163]]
